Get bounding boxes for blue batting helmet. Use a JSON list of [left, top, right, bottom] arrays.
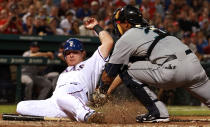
[[63, 38, 84, 56]]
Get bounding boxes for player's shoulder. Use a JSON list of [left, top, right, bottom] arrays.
[[86, 48, 108, 63], [118, 27, 144, 42], [122, 27, 145, 37], [125, 27, 141, 34]]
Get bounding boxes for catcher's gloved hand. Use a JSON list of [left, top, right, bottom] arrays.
[[99, 80, 110, 94], [90, 89, 110, 107]]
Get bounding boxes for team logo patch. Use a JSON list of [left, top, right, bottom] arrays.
[[69, 41, 74, 47]]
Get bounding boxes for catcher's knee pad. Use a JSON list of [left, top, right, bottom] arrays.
[[119, 71, 160, 116]]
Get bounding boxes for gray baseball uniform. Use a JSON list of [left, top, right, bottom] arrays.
[[21, 50, 52, 100], [109, 26, 210, 108]]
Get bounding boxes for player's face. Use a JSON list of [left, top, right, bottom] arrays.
[[118, 22, 132, 35], [65, 50, 85, 66], [30, 46, 40, 53]]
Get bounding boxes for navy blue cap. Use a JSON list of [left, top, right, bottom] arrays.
[[64, 38, 84, 51], [30, 41, 40, 47]]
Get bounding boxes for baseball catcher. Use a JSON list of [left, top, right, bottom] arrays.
[[99, 5, 210, 123]]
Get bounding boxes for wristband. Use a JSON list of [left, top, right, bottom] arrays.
[[93, 24, 104, 35]]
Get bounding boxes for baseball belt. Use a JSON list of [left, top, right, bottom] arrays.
[[162, 49, 193, 64]]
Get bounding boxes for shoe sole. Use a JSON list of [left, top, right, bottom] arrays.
[[142, 118, 170, 123], [87, 112, 105, 123]]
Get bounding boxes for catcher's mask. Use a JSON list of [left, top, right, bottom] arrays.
[[63, 38, 84, 56], [112, 5, 149, 37]]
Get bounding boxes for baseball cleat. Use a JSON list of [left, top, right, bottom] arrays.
[[84, 111, 105, 123], [136, 113, 170, 123]]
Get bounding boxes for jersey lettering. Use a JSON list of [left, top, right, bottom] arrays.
[[64, 64, 85, 72]]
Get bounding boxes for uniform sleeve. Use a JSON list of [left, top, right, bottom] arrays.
[[84, 48, 108, 95], [86, 47, 109, 67], [109, 38, 135, 65]]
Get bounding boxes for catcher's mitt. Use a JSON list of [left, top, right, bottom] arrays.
[[89, 89, 110, 107]]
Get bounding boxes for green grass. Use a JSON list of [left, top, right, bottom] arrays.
[[0, 105, 209, 116], [0, 105, 17, 114], [168, 106, 210, 116]]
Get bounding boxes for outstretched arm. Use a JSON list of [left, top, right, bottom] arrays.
[[99, 63, 123, 93], [30, 52, 54, 59], [84, 18, 114, 58], [107, 75, 122, 95]]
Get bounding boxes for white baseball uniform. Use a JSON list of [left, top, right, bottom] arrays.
[[17, 47, 108, 121]]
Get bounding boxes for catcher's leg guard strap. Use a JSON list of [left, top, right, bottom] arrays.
[[119, 71, 160, 116]]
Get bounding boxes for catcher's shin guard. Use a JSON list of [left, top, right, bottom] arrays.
[[119, 71, 168, 118]]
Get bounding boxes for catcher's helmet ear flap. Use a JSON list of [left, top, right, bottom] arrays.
[[115, 9, 124, 35], [63, 38, 84, 56], [112, 8, 124, 37]]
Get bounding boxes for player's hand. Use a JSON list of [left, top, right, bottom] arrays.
[[99, 81, 110, 94], [90, 89, 111, 107], [84, 18, 98, 30]]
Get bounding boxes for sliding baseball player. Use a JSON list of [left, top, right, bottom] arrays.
[[16, 17, 113, 123]]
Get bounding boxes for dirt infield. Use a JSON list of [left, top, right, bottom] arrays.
[[1, 116, 210, 127], [1, 100, 210, 127]]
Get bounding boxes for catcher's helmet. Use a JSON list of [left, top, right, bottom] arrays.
[[112, 5, 148, 36], [63, 38, 84, 56]]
